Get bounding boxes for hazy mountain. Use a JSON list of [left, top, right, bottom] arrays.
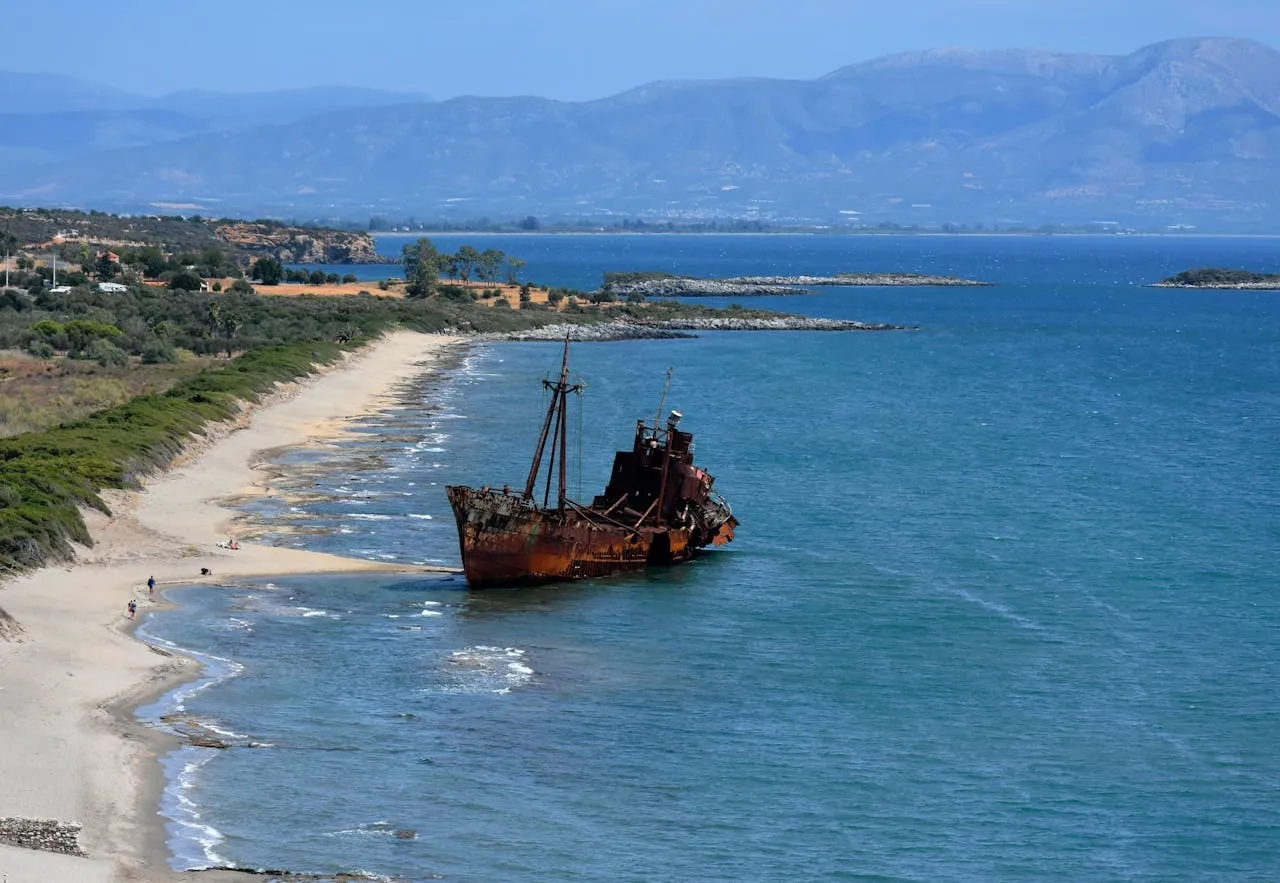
[[2, 38, 1277, 228], [0, 77, 431, 167], [0, 72, 137, 114], [146, 86, 432, 126]]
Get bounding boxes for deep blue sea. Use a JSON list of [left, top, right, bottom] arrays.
[[140, 235, 1280, 881]]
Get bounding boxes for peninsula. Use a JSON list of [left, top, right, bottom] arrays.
[[601, 270, 988, 297], [1154, 268, 1280, 289]]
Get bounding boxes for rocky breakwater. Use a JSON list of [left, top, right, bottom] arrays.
[[495, 316, 911, 342], [728, 273, 990, 287], [0, 817, 86, 856], [603, 273, 804, 297], [216, 222, 387, 264], [601, 271, 987, 298]]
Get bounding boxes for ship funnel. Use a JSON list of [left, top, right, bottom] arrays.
[[668, 410, 683, 427]]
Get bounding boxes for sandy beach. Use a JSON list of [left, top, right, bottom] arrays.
[[0, 331, 464, 881]]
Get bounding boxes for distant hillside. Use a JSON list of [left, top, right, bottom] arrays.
[[0, 207, 380, 264], [2, 38, 1278, 228], [0, 76, 430, 166]]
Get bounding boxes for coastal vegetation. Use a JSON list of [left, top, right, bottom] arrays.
[[1157, 267, 1280, 288], [0, 341, 352, 572]]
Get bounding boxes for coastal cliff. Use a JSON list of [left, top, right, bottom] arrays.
[[216, 222, 387, 264]]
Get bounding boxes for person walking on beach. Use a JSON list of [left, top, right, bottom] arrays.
[[127, 599, 137, 619], [147, 575, 156, 596]]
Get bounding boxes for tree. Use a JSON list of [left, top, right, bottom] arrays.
[[506, 256, 526, 284], [454, 245, 480, 282], [206, 297, 246, 357], [341, 273, 358, 284], [169, 271, 204, 292], [250, 257, 283, 285], [229, 279, 254, 294], [401, 237, 440, 297], [95, 253, 120, 280], [200, 246, 229, 276], [518, 215, 540, 231], [477, 249, 505, 284]]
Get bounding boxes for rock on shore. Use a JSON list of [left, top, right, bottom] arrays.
[[0, 817, 86, 856]]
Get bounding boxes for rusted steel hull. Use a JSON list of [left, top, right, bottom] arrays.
[[445, 487, 736, 589], [445, 340, 737, 589], [446, 487, 649, 588]]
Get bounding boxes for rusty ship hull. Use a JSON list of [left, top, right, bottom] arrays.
[[446, 341, 736, 589], [446, 488, 655, 587]]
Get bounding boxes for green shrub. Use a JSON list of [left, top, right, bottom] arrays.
[[25, 340, 54, 359], [87, 338, 129, 367], [140, 338, 179, 364]]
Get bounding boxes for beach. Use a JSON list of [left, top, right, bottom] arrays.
[[0, 331, 463, 882]]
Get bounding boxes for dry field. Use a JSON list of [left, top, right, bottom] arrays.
[[0, 351, 219, 436], [223, 278, 571, 310]]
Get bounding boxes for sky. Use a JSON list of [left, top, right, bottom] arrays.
[[9, 0, 1279, 100]]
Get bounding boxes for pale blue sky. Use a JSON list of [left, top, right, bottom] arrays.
[[10, 0, 1278, 99]]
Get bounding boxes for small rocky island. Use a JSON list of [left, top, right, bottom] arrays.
[[1155, 268, 1280, 289], [601, 270, 987, 297]]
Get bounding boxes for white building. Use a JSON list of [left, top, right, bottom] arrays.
[[97, 282, 128, 293]]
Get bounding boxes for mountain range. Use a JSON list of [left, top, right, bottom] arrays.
[[1, 37, 1278, 229]]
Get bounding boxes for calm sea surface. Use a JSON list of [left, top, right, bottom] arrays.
[[140, 235, 1280, 881]]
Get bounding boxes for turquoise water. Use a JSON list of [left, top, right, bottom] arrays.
[[141, 235, 1280, 881]]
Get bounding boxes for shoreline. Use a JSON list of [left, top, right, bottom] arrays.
[[0, 331, 464, 881]]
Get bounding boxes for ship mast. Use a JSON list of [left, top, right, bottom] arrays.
[[523, 337, 581, 510]]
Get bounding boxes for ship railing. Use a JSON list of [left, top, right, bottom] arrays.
[[564, 499, 643, 537]]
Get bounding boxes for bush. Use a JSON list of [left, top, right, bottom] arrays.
[[25, 340, 54, 359], [86, 338, 129, 367], [342, 274, 358, 284], [229, 279, 254, 294], [169, 271, 203, 292], [140, 338, 179, 364]]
